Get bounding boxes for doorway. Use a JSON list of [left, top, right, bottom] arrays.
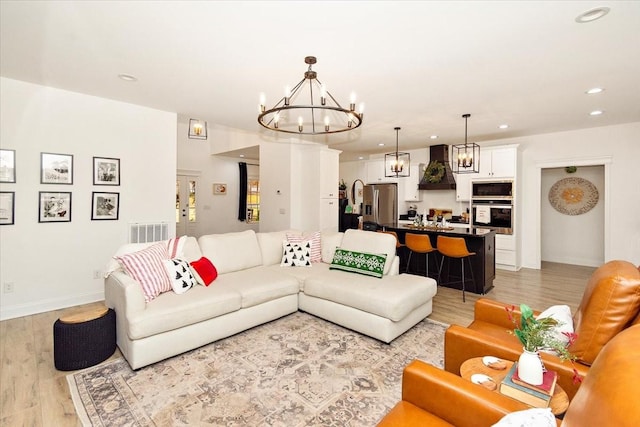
[[541, 165, 604, 267], [533, 157, 611, 269], [176, 174, 199, 237]]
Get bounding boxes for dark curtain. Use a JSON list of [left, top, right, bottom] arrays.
[[238, 162, 247, 221]]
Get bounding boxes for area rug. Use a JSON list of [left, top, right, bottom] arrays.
[[68, 312, 448, 426]]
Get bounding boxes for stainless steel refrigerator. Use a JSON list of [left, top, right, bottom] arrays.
[[362, 183, 398, 229]]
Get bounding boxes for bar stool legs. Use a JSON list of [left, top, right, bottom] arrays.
[[405, 233, 438, 280], [436, 236, 476, 302]]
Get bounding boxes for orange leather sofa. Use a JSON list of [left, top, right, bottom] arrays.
[[378, 324, 640, 426], [444, 260, 640, 400]]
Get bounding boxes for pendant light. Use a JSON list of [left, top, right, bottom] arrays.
[[385, 127, 410, 178], [452, 113, 480, 174]]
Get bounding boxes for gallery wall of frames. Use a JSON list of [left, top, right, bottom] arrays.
[[0, 149, 121, 225]]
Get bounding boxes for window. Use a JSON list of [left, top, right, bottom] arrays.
[[247, 178, 260, 223]]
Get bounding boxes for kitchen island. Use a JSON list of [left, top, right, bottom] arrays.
[[382, 225, 495, 294]]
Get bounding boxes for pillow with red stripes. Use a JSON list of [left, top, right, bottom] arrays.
[[286, 231, 321, 263], [114, 242, 172, 302]]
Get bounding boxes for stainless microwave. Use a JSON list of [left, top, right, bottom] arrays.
[[472, 180, 513, 200]]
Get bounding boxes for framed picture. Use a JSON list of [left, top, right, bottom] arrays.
[[41, 152, 73, 184], [0, 192, 15, 225], [213, 183, 227, 195], [91, 192, 119, 220], [39, 192, 72, 222], [0, 149, 16, 183], [93, 157, 120, 185]]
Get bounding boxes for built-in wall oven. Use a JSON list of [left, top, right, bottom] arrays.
[[471, 180, 514, 235]]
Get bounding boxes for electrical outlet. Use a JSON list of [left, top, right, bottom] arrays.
[[3, 282, 15, 293], [93, 270, 102, 280]]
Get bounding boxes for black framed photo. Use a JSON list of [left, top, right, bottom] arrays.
[[91, 192, 119, 220], [39, 191, 72, 222], [0, 192, 15, 225], [93, 157, 120, 185], [41, 152, 73, 184], [0, 149, 16, 183]]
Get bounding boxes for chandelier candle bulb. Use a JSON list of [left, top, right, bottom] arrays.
[[320, 84, 327, 105], [350, 92, 356, 111], [298, 117, 303, 132], [193, 124, 202, 136], [324, 116, 330, 132]]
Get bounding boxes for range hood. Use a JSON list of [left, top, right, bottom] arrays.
[[418, 144, 457, 190]]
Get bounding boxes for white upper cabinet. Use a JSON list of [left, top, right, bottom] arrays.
[[455, 171, 476, 201], [319, 149, 340, 198], [479, 146, 517, 178], [404, 162, 423, 201], [366, 159, 398, 184]]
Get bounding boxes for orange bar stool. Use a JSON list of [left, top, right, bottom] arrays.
[[405, 233, 437, 279], [436, 235, 476, 302]]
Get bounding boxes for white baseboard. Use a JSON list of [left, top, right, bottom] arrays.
[[0, 291, 105, 321]]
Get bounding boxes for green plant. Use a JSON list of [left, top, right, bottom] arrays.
[[339, 179, 347, 190], [506, 304, 576, 362], [423, 160, 445, 183], [507, 304, 583, 384]]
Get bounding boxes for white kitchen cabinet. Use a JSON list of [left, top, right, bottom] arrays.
[[319, 149, 340, 198], [495, 234, 517, 270], [300, 146, 340, 231], [366, 159, 398, 184], [403, 162, 423, 202], [455, 171, 476, 201], [479, 146, 517, 178]]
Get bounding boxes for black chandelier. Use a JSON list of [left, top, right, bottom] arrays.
[[452, 113, 480, 174], [384, 127, 410, 178], [258, 56, 363, 135]]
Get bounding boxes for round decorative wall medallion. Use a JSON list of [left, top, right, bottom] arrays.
[[548, 177, 599, 215]]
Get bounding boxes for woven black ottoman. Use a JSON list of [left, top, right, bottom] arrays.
[[53, 306, 116, 371]]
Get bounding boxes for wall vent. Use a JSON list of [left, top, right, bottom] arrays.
[[129, 222, 168, 243]]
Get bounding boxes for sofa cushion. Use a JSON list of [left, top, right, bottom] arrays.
[[256, 230, 299, 266], [280, 241, 312, 267], [126, 285, 242, 340], [340, 229, 396, 275], [321, 231, 344, 263], [198, 230, 263, 274], [303, 272, 437, 321], [214, 267, 300, 309], [163, 258, 197, 294], [330, 248, 386, 278], [114, 242, 172, 303], [570, 260, 640, 365]]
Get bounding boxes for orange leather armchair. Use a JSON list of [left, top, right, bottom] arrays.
[[378, 324, 640, 426], [444, 260, 640, 400]]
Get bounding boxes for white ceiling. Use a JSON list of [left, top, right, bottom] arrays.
[[2, 1, 639, 161]]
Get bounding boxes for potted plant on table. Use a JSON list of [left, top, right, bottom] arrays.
[[339, 179, 347, 199], [506, 304, 579, 385]]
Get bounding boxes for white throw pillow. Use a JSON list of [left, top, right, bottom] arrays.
[[114, 242, 172, 302], [492, 408, 555, 427], [280, 241, 312, 267], [536, 304, 574, 346], [287, 231, 322, 263], [163, 258, 197, 294]]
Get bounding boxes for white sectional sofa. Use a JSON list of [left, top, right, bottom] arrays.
[[105, 229, 438, 369]]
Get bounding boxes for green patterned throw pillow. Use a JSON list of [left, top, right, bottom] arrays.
[[329, 248, 387, 278]]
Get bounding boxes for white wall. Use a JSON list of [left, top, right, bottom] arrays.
[[0, 78, 177, 320], [541, 166, 604, 267], [176, 119, 259, 236], [496, 122, 640, 268]]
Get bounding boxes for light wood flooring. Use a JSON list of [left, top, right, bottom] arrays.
[[0, 261, 593, 426]]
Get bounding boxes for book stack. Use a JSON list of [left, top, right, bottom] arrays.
[[499, 363, 557, 408]]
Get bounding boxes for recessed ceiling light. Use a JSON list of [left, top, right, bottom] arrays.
[[585, 87, 604, 95], [239, 154, 245, 158], [575, 7, 610, 23], [430, 135, 438, 140], [358, 156, 364, 160], [590, 110, 604, 116], [498, 124, 509, 129], [118, 73, 138, 82], [378, 143, 385, 146]]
